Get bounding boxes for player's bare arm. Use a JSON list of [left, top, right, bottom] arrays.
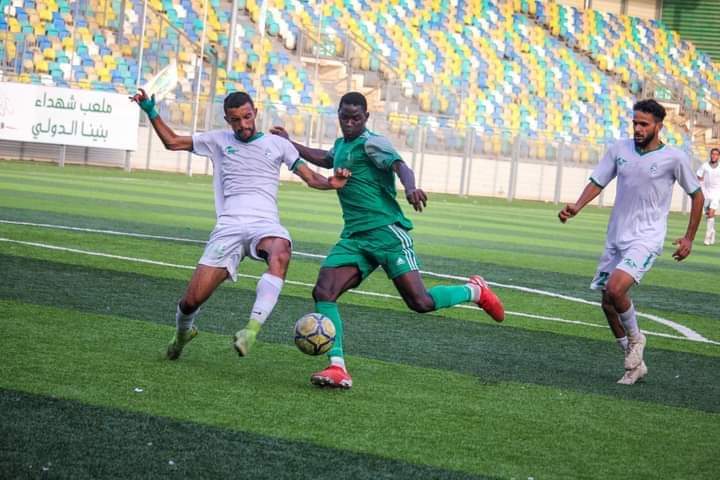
[[295, 163, 351, 190], [270, 126, 332, 168], [130, 88, 192, 151], [558, 181, 603, 223], [393, 160, 427, 212], [672, 189, 705, 261]]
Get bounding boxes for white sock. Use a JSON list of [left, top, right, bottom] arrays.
[[616, 336, 629, 352], [176, 303, 199, 332], [249, 273, 284, 325], [708, 217, 715, 233], [618, 303, 640, 338], [330, 356, 346, 371], [467, 283, 481, 302]]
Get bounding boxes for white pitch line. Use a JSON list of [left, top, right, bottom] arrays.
[[1, 236, 717, 346], [0, 219, 711, 342]]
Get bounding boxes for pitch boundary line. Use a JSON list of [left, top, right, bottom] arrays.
[[0, 219, 709, 342], [1, 219, 710, 342], [1, 236, 717, 346]]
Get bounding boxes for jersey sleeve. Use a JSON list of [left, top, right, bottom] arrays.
[[695, 164, 705, 179], [324, 143, 336, 165], [192, 131, 216, 159], [277, 136, 301, 170], [364, 135, 402, 170], [675, 153, 702, 195], [590, 143, 618, 187]]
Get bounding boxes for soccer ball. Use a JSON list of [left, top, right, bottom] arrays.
[[294, 313, 335, 356]]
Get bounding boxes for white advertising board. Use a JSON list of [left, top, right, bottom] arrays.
[[0, 82, 139, 150]]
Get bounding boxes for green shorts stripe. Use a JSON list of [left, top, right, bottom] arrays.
[[388, 224, 419, 270], [321, 224, 421, 280]]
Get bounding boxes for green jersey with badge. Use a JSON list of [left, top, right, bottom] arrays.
[[327, 129, 412, 237]]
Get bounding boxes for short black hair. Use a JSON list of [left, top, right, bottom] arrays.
[[339, 91, 367, 112], [633, 99, 666, 121], [224, 91, 254, 111], [711, 148, 720, 155]]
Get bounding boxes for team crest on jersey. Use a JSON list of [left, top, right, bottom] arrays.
[[649, 163, 658, 176], [225, 146, 238, 155], [615, 157, 627, 167], [264, 149, 272, 159]]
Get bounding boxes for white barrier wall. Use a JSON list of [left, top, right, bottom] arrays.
[[0, 121, 695, 213]]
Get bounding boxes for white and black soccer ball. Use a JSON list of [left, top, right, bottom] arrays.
[[294, 313, 336, 356]]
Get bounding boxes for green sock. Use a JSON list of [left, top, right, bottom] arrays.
[[428, 285, 473, 310], [245, 318, 262, 334], [316, 301, 343, 358]]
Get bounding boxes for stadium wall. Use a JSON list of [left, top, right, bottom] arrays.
[[0, 125, 696, 213]]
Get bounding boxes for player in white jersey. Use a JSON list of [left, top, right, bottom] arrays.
[[558, 99, 704, 385], [696, 147, 720, 245], [131, 89, 350, 360]]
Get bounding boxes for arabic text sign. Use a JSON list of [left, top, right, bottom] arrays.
[[0, 83, 139, 150]]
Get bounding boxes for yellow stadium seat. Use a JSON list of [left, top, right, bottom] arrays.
[[293, 117, 306, 136], [38, 8, 53, 21]]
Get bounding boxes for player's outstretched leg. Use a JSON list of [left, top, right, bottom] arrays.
[[233, 273, 284, 357], [467, 275, 505, 322], [398, 271, 505, 322]]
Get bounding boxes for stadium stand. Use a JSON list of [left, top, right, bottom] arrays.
[[1, 0, 718, 154]]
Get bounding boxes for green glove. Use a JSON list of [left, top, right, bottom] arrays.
[[139, 94, 159, 120]]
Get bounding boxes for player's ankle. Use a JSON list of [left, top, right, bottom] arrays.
[[245, 318, 262, 334], [330, 356, 346, 372]]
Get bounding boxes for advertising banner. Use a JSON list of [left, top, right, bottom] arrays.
[[0, 83, 139, 150]]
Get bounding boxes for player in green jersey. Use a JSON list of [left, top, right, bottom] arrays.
[[271, 92, 505, 389]]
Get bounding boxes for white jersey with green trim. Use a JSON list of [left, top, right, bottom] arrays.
[[696, 161, 720, 199], [192, 131, 300, 223], [591, 139, 700, 252]]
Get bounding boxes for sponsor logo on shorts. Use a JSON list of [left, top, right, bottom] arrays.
[[642, 254, 655, 268], [623, 258, 638, 269], [595, 271, 609, 286]]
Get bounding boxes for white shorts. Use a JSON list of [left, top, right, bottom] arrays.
[[198, 221, 292, 281], [590, 243, 659, 290], [704, 194, 719, 212]]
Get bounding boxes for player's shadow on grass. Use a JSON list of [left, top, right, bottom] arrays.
[[3, 254, 718, 413]]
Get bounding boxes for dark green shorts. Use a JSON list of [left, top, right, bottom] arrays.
[[321, 224, 421, 280]]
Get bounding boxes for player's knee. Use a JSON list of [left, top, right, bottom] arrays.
[[405, 294, 435, 313], [312, 283, 336, 302], [604, 284, 625, 306]]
